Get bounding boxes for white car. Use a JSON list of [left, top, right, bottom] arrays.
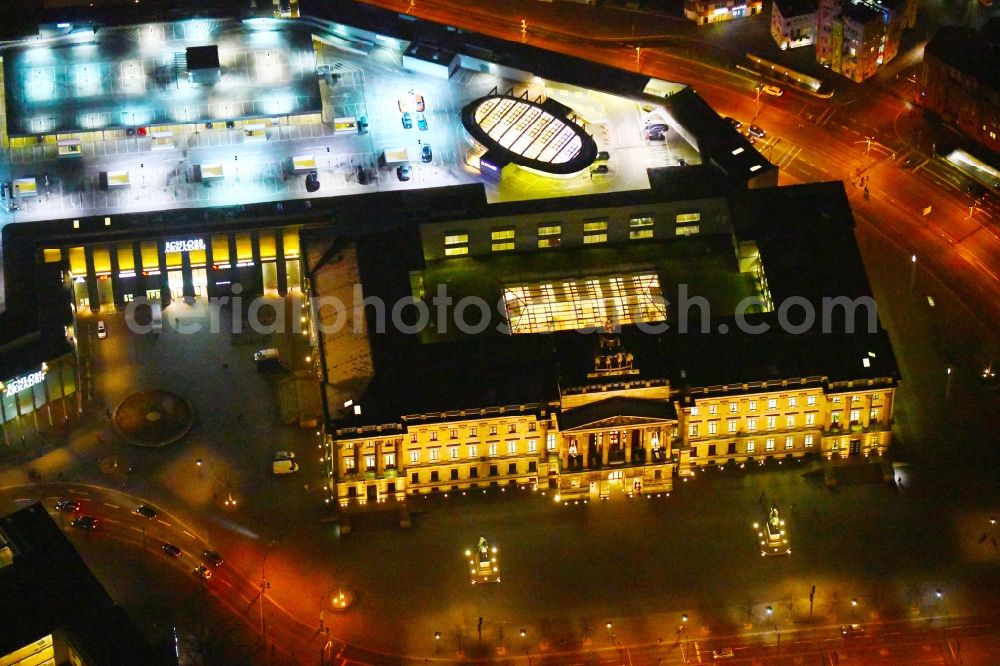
[[712, 647, 735, 659], [274, 451, 296, 461], [761, 84, 784, 97], [97, 321, 107, 338]]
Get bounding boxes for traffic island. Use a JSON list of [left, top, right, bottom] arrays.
[[329, 589, 356, 611], [113, 389, 194, 447]]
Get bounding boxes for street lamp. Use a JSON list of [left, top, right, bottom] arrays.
[[196, 458, 203, 478], [766, 606, 773, 616]]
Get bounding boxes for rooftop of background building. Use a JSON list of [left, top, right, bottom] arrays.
[[925, 21, 1000, 92]]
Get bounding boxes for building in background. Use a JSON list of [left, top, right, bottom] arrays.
[[684, 0, 764, 25], [922, 20, 1000, 156], [0, 503, 166, 666], [803, 0, 916, 81], [771, 0, 818, 50]]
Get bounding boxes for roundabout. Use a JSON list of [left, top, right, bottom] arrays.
[[112, 389, 194, 447]]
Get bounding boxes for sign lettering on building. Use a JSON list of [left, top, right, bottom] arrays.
[[3, 368, 47, 394], [164, 239, 206, 253]]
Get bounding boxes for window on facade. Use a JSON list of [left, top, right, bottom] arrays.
[[343, 456, 355, 470], [507, 423, 517, 434], [805, 413, 816, 426], [689, 423, 699, 437], [506, 440, 518, 455], [449, 428, 457, 439], [489, 425, 497, 436], [546, 433, 557, 450], [491, 227, 515, 252], [528, 422, 537, 432], [489, 442, 498, 457], [746, 440, 756, 453], [411, 472, 419, 483], [469, 467, 478, 478], [708, 421, 718, 435], [384, 453, 395, 468], [489, 464, 498, 476], [430, 431, 438, 441], [768, 398, 777, 409], [409, 450, 420, 464], [766, 416, 777, 430], [833, 396, 841, 404], [583, 219, 608, 245], [430, 471, 439, 482], [788, 397, 798, 408], [508, 462, 517, 474], [450, 468, 459, 480], [583, 232, 608, 244], [527, 439, 538, 454], [690, 406, 699, 416], [364, 454, 376, 470], [729, 402, 738, 413], [445, 233, 468, 245], [708, 444, 717, 456], [870, 408, 879, 422], [469, 427, 478, 438], [765, 438, 775, 451], [786, 415, 795, 428], [537, 223, 561, 249], [528, 461, 537, 472], [850, 409, 860, 423], [852, 395, 861, 403], [728, 419, 738, 433], [785, 436, 794, 450], [831, 412, 841, 424], [583, 220, 608, 232], [468, 444, 479, 458], [749, 400, 757, 411], [727, 442, 736, 454], [410, 433, 418, 443], [747, 417, 757, 431], [492, 241, 515, 252], [676, 212, 701, 223], [449, 446, 459, 460], [804, 434, 814, 447], [807, 395, 816, 406], [709, 404, 717, 415], [629, 215, 654, 240], [444, 233, 469, 257]]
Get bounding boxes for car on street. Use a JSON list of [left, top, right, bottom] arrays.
[[356, 166, 372, 185], [358, 115, 369, 134], [748, 124, 766, 138], [96, 321, 107, 339], [596, 151, 610, 161], [55, 499, 81, 513], [272, 459, 300, 475], [590, 164, 609, 175], [724, 116, 741, 129], [162, 543, 182, 558], [203, 550, 224, 567], [194, 564, 213, 580], [421, 144, 433, 163], [274, 451, 295, 461], [397, 98, 409, 113], [416, 113, 428, 131], [966, 182, 987, 199], [414, 94, 426, 112], [761, 84, 783, 96], [644, 122, 668, 140], [396, 164, 412, 182], [71, 515, 98, 530], [134, 505, 157, 520], [401, 112, 413, 129], [841, 623, 864, 637], [712, 648, 735, 659]]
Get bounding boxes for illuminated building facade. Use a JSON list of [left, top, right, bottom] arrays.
[[327, 181, 900, 508], [771, 0, 818, 50], [684, 0, 765, 25], [815, 0, 915, 82]]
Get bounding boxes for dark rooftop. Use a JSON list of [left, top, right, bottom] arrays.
[[925, 23, 1000, 92], [559, 397, 678, 430], [773, 0, 817, 18], [0, 503, 165, 665]]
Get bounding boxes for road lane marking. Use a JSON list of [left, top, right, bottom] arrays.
[[69, 489, 89, 495], [158, 520, 173, 527], [14, 498, 33, 503], [103, 518, 121, 524], [183, 530, 197, 540], [104, 503, 119, 509]]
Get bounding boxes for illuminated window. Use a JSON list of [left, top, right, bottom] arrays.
[[785, 436, 794, 450], [728, 419, 738, 433], [729, 402, 738, 413], [749, 400, 757, 411], [449, 446, 459, 460], [766, 416, 777, 430], [469, 427, 478, 438], [528, 422, 537, 432], [832, 396, 841, 404], [689, 423, 699, 437], [805, 413, 816, 426], [765, 438, 775, 451], [786, 415, 795, 428], [489, 425, 497, 436], [445, 233, 468, 245], [807, 395, 816, 406], [492, 242, 515, 252], [629, 215, 654, 240], [746, 440, 756, 453], [583, 219, 607, 232], [507, 440, 518, 455], [768, 398, 777, 409], [870, 408, 880, 421], [583, 233, 607, 244], [788, 396, 797, 408], [676, 212, 701, 223], [804, 434, 814, 447], [709, 404, 718, 415], [489, 442, 498, 456], [747, 417, 757, 431], [527, 439, 537, 453], [449, 429, 458, 439], [537, 223, 561, 249], [468, 444, 479, 458], [690, 406, 699, 416], [364, 455, 376, 470], [410, 450, 419, 464], [491, 228, 515, 240], [343, 456, 355, 470], [851, 395, 861, 403], [546, 433, 557, 450], [708, 421, 718, 435], [831, 412, 841, 424], [445, 246, 469, 257], [429, 448, 439, 462], [850, 409, 860, 423], [344, 442, 354, 452], [507, 423, 517, 434], [384, 453, 396, 468]]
